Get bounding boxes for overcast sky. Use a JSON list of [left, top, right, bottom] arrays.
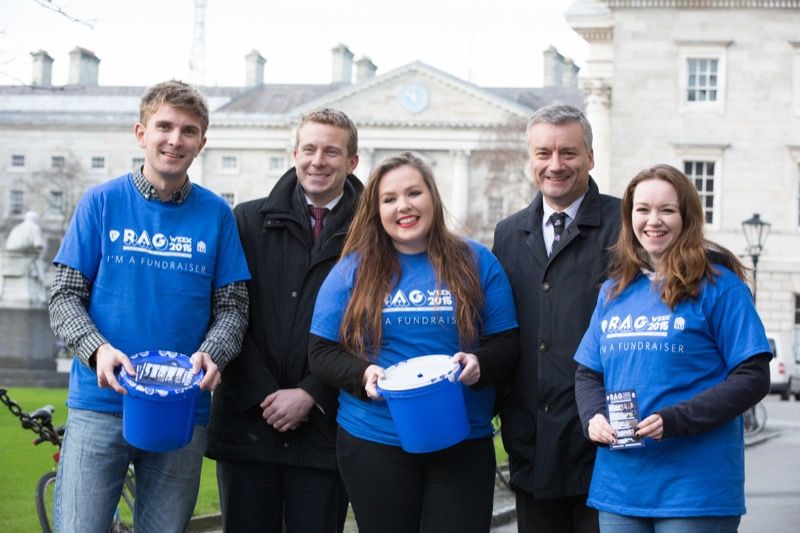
[[0, 0, 587, 88]]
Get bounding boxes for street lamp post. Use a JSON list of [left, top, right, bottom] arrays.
[[741, 213, 771, 304]]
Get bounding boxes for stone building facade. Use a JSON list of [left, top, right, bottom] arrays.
[[0, 45, 582, 263], [567, 0, 800, 359]]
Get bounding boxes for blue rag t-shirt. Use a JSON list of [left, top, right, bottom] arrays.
[[311, 240, 517, 447], [54, 174, 250, 424], [574, 266, 770, 517]]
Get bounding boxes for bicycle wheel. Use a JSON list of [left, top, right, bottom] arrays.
[[492, 416, 512, 491], [753, 402, 768, 434], [35, 471, 57, 533], [111, 468, 135, 533]]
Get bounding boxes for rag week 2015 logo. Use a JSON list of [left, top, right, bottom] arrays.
[[105, 228, 210, 274], [599, 313, 687, 354], [601, 313, 685, 338], [108, 228, 206, 258], [382, 288, 456, 327]]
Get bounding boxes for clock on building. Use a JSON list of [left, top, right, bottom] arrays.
[[398, 82, 430, 114]]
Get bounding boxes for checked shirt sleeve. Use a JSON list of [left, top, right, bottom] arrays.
[[48, 264, 108, 368], [197, 281, 248, 372]]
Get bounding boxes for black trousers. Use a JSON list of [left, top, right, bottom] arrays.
[[336, 427, 496, 533], [216, 459, 348, 533], [516, 490, 599, 533]]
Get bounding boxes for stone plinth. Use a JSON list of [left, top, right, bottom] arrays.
[[0, 307, 57, 370], [1, 250, 47, 307]]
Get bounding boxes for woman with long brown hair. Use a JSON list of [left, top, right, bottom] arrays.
[[573, 164, 771, 532], [309, 152, 519, 533]]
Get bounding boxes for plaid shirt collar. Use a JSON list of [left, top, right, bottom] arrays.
[[131, 166, 193, 204]]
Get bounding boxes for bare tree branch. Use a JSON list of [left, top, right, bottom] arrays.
[[32, 0, 96, 29]]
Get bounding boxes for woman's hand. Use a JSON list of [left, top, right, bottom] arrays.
[[362, 364, 385, 400], [587, 413, 616, 445], [453, 352, 480, 386], [636, 413, 663, 440]]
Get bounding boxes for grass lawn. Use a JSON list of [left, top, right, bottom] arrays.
[[0, 387, 219, 533]]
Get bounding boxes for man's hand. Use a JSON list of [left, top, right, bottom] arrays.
[[362, 364, 385, 400], [95, 343, 135, 394], [587, 413, 616, 445], [260, 388, 315, 432], [190, 351, 220, 391], [453, 352, 480, 386]]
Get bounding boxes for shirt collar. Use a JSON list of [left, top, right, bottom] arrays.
[[542, 192, 586, 226], [305, 192, 343, 211], [131, 165, 192, 204]]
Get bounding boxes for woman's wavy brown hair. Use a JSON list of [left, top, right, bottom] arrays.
[[339, 152, 483, 360], [609, 164, 746, 308]]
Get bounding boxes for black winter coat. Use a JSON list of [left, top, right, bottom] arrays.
[[492, 178, 620, 499], [206, 168, 363, 471]]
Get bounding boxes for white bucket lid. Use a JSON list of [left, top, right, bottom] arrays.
[[378, 354, 460, 392]]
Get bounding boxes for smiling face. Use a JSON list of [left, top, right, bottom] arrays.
[[378, 164, 434, 254], [293, 121, 359, 207], [135, 104, 207, 187], [528, 121, 594, 211], [632, 178, 683, 272]]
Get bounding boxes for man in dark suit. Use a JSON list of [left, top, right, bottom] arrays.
[[206, 108, 363, 533], [493, 104, 621, 533]]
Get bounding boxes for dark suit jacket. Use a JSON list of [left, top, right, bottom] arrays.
[[206, 168, 363, 471], [492, 178, 620, 498]]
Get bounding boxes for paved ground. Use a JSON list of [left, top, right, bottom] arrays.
[[493, 396, 800, 532], [193, 397, 800, 532]]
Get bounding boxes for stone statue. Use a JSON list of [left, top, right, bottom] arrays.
[[1, 211, 47, 305], [5, 211, 45, 252]]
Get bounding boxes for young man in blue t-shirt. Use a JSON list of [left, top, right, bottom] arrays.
[[49, 80, 250, 532]]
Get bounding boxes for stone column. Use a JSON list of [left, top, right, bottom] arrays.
[[582, 79, 612, 193], [191, 150, 206, 186], [356, 147, 374, 184], [450, 150, 471, 227]]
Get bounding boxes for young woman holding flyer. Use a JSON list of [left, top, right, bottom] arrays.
[[573, 164, 771, 532]]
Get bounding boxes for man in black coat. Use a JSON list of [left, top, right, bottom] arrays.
[[493, 104, 621, 533], [206, 108, 363, 533]]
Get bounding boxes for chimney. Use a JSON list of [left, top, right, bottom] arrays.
[[355, 56, 377, 83], [331, 44, 353, 84], [68, 47, 100, 85], [245, 49, 266, 87], [31, 50, 53, 87], [562, 58, 580, 88], [542, 46, 564, 87]]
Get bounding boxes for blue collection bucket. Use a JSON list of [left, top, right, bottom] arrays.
[[119, 351, 203, 452], [377, 354, 470, 453]]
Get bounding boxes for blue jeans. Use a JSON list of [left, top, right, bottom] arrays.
[[599, 511, 741, 533], [54, 408, 207, 533]]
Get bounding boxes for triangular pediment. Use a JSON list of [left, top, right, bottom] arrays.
[[291, 62, 533, 128]]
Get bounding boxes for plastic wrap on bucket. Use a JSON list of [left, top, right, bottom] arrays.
[[119, 351, 203, 452], [377, 354, 470, 453]]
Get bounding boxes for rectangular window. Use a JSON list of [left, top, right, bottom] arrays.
[[48, 189, 64, 215], [222, 156, 238, 170], [52, 155, 66, 169], [686, 58, 718, 102], [132, 157, 145, 170], [220, 192, 235, 208], [269, 156, 284, 170], [676, 41, 730, 114], [795, 294, 800, 325], [10, 189, 24, 215], [11, 154, 25, 167], [91, 156, 105, 169], [684, 160, 715, 224], [486, 197, 504, 227]]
